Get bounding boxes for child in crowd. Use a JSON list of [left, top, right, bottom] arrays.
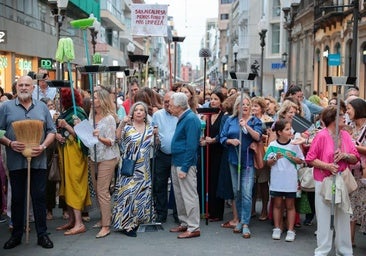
[[264, 119, 304, 242]]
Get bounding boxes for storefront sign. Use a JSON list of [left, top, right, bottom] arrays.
[[18, 59, 32, 70], [39, 58, 53, 70], [271, 62, 286, 70], [0, 30, 6, 44], [0, 56, 7, 69], [328, 54, 341, 66]]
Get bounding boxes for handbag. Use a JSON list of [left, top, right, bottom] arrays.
[[249, 140, 265, 169], [298, 166, 315, 192], [119, 127, 146, 177], [48, 154, 61, 181], [119, 158, 136, 177], [341, 167, 358, 194]]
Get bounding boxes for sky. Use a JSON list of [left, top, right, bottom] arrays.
[[144, 0, 219, 68]]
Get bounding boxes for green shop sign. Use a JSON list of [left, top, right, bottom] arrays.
[[39, 58, 54, 70]]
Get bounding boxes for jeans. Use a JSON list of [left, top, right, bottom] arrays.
[[9, 168, 48, 239], [229, 164, 255, 225]]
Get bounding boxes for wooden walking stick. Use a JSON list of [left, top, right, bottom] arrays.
[[12, 120, 44, 244]]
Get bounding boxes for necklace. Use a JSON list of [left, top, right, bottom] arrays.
[[355, 119, 366, 131], [133, 122, 145, 133]]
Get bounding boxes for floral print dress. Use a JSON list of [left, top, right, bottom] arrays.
[[112, 124, 153, 231], [349, 123, 366, 233]]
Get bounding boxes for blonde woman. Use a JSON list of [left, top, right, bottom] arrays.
[[220, 95, 262, 238], [89, 88, 120, 238]]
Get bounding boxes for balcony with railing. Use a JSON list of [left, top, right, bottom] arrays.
[[314, 0, 353, 31], [100, 0, 126, 31]]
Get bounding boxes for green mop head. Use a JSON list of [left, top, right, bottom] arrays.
[[55, 37, 75, 63]]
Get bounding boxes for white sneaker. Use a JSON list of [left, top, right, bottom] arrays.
[[272, 228, 282, 240], [285, 230, 296, 242]]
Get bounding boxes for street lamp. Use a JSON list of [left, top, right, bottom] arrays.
[[199, 48, 212, 97], [172, 36, 185, 84], [221, 55, 227, 85], [126, 42, 149, 86], [281, 0, 301, 86], [282, 52, 288, 66], [48, 0, 69, 80], [258, 16, 267, 96], [89, 14, 101, 55], [233, 43, 239, 88]]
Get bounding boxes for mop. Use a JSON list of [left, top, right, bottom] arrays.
[[197, 107, 220, 225], [70, 16, 101, 185]]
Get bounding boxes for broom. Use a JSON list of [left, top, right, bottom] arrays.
[[12, 120, 44, 244]]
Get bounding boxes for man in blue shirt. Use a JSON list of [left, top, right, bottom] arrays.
[[168, 92, 201, 239], [32, 72, 57, 101], [0, 75, 56, 249], [152, 91, 178, 223]]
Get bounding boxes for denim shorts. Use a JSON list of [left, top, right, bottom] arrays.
[[270, 191, 296, 198]]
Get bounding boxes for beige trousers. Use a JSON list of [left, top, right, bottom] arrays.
[[171, 165, 200, 232], [93, 158, 118, 227]]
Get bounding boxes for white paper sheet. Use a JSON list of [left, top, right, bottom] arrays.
[[74, 119, 99, 148]]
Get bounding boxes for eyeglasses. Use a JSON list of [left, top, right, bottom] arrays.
[[18, 83, 32, 87]]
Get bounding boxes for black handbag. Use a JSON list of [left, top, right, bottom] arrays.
[[119, 127, 146, 177]]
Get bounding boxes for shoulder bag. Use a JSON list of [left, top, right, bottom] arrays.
[[250, 140, 265, 169], [48, 154, 61, 181], [341, 167, 358, 194], [119, 127, 146, 177], [298, 166, 315, 192]]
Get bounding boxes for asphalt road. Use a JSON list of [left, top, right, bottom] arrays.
[[0, 203, 365, 256]]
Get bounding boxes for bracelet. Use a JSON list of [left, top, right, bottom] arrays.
[[8, 141, 12, 147], [305, 137, 309, 145]]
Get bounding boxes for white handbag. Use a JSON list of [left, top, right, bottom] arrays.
[[298, 166, 315, 192]]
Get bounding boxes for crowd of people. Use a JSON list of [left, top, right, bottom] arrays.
[[0, 73, 365, 255]]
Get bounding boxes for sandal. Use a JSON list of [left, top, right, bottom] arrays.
[[233, 223, 243, 234], [221, 221, 236, 229], [93, 222, 102, 229], [242, 226, 251, 239], [258, 215, 268, 221]]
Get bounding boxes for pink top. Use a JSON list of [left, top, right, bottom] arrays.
[[306, 128, 360, 182]]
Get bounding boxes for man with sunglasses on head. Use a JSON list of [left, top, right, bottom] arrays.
[[152, 91, 179, 224], [0, 75, 56, 250], [31, 71, 56, 101]]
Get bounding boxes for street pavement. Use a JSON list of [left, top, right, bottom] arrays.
[[1, 203, 366, 256]]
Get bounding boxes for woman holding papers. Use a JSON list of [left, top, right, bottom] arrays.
[[55, 88, 91, 235], [89, 88, 119, 238]]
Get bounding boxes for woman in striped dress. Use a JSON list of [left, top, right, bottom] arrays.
[[112, 101, 154, 237]]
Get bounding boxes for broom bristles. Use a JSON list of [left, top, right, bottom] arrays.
[[12, 120, 44, 147]]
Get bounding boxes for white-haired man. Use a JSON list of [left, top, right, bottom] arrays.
[[168, 92, 201, 239]]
